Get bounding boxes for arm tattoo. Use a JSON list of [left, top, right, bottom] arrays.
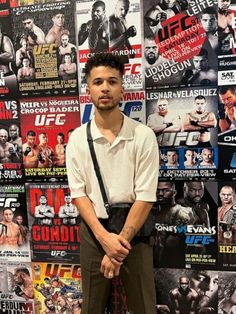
[[120, 226, 136, 240]]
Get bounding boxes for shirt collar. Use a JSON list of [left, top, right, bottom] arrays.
[[90, 113, 134, 141]]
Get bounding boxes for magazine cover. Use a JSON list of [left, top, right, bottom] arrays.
[[218, 85, 236, 179], [11, 1, 78, 97], [146, 86, 218, 179], [0, 99, 23, 181], [143, 0, 218, 89], [0, 184, 30, 262], [26, 182, 80, 262], [20, 95, 80, 180], [218, 0, 236, 85], [0, 260, 34, 314], [80, 90, 146, 124], [218, 182, 236, 270], [0, 5, 18, 99], [32, 262, 82, 314], [154, 268, 218, 313], [153, 180, 218, 269], [76, 0, 143, 92]]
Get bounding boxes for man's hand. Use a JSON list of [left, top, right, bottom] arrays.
[[125, 26, 136, 38], [100, 254, 122, 278], [99, 232, 131, 262]]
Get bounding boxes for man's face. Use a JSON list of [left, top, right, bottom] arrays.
[[52, 14, 65, 27], [15, 216, 23, 225], [9, 125, 19, 139], [200, 14, 217, 33], [167, 151, 178, 165], [220, 90, 236, 109], [57, 297, 66, 307], [14, 271, 23, 284], [65, 196, 71, 204], [220, 186, 234, 204], [0, 130, 8, 144], [202, 149, 213, 163], [3, 209, 14, 223], [179, 277, 189, 291], [185, 150, 195, 163], [92, 5, 105, 21], [218, 0, 231, 11], [22, 18, 33, 31], [57, 135, 64, 144], [22, 58, 29, 67], [195, 98, 206, 113], [64, 54, 71, 64], [185, 182, 204, 203], [156, 182, 175, 204], [115, 0, 129, 19], [39, 134, 48, 144], [86, 66, 124, 112], [40, 196, 47, 205], [163, 0, 176, 8], [27, 135, 36, 146], [61, 34, 69, 47], [193, 55, 208, 71], [144, 38, 158, 65], [157, 100, 168, 115]]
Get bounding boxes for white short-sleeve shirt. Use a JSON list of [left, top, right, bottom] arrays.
[[66, 114, 159, 218]]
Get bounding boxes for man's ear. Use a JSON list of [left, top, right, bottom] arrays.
[[120, 85, 125, 101]]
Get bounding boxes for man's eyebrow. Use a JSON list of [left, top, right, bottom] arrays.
[[93, 76, 119, 81]]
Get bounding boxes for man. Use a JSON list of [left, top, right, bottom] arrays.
[[109, 0, 137, 63], [17, 57, 35, 82], [9, 124, 22, 159], [184, 149, 197, 167], [218, 185, 236, 222], [21, 13, 45, 46], [15, 214, 29, 245], [169, 276, 198, 314], [147, 99, 181, 145], [144, 4, 167, 37], [218, 86, 236, 132], [58, 53, 77, 80], [22, 130, 41, 168], [200, 7, 218, 52], [0, 208, 22, 247], [38, 132, 55, 168], [78, 1, 109, 53], [183, 95, 217, 147], [178, 182, 210, 228], [58, 195, 78, 225], [165, 150, 179, 168], [43, 298, 57, 314], [200, 148, 215, 167], [55, 132, 66, 167], [144, 35, 169, 69], [182, 49, 217, 86], [0, 22, 17, 94], [46, 10, 69, 46], [160, 0, 177, 18], [218, 185, 236, 239], [13, 268, 34, 300], [0, 128, 20, 162], [34, 195, 54, 225], [58, 32, 76, 63], [66, 53, 158, 313], [154, 182, 194, 267]]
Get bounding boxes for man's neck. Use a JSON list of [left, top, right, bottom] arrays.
[[95, 107, 123, 131]]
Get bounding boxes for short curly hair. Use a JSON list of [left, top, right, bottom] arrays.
[[84, 53, 124, 79]]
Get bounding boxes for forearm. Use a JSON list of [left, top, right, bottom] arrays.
[[74, 196, 108, 240], [120, 200, 153, 241]]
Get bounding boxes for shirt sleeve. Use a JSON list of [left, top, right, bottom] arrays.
[[66, 133, 87, 199], [134, 126, 159, 202]]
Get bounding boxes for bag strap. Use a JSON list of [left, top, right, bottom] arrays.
[[86, 121, 110, 216]]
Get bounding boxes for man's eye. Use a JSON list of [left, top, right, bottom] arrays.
[[94, 80, 102, 85], [109, 80, 117, 85]]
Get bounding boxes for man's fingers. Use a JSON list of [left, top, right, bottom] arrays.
[[119, 236, 132, 250]]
